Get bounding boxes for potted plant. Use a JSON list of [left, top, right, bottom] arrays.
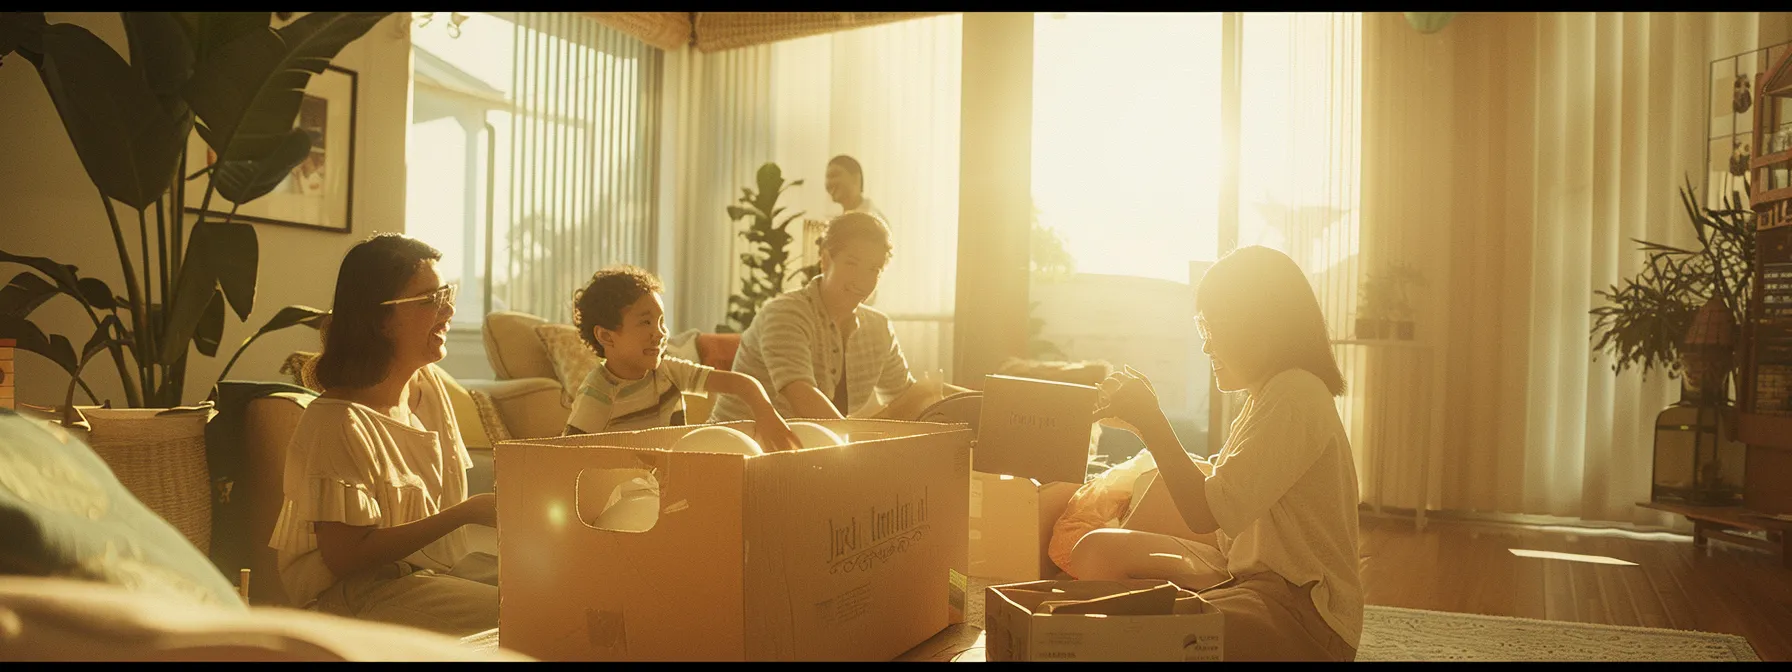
[[1590, 178, 1753, 505], [1355, 273, 1392, 340], [719, 162, 816, 333], [1385, 261, 1427, 340], [0, 12, 388, 550]]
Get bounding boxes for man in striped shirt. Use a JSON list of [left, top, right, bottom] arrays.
[[563, 267, 799, 453], [714, 213, 967, 422]]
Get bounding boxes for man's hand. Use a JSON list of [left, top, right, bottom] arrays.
[[1091, 365, 1169, 438], [752, 405, 803, 453]]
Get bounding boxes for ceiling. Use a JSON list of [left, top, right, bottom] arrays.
[[582, 12, 950, 53]]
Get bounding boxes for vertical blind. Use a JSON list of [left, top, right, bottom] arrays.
[[502, 13, 663, 323]]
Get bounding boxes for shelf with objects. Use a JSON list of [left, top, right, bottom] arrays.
[[1738, 42, 1792, 517]]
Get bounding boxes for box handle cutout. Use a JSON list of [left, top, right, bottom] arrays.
[[575, 467, 661, 533]]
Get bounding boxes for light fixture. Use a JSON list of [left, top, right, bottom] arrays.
[[415, 11, 470, 39], [1404, 12, 1457, 35]]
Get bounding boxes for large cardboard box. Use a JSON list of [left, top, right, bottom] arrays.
[[985, 580, 1224, 661], [968, 472, 1077, 582], [967, 375, 1101, 582], [495, 419, 972, 661]]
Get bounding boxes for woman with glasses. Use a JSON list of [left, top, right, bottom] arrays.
[[269, 234, 497, 636], [1071, 246, 1362, 662]]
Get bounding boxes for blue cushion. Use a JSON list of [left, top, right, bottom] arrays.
[[0, 408, 245, 610]]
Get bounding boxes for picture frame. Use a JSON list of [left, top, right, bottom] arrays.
[[183, 64, 359, 233]]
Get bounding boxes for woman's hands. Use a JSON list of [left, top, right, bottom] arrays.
[[457, 492, 498, 528], [1091, 365, 1170, 438]]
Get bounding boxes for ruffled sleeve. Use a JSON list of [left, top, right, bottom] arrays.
[[267, 407, 386, 553]]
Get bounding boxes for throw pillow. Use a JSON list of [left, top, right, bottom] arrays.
[[534, 323, 599, 396], [0, 409, 245, 610], [281, 351, 322, 392], [469, 390, 512, 443]]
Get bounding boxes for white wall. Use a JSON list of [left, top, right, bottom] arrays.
[[0, 12, 413, 407]]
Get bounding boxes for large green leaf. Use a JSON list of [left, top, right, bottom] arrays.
[[160, 221, 258, 364], [0, 272, 58, 319], [33, 23, 185, 210], [75, 277, 120, 311], [194, 288, 225, 357], [210, 128, 311, 204], [0, 249, 83, 300], [0, 12, 47, 63], [185, 11, 388, 161], [0, 315, 78, 375], [173, 12, 270, 64], [121, 12, 193, 121]]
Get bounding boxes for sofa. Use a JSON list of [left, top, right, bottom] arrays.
[[460, 310, 741, 436]]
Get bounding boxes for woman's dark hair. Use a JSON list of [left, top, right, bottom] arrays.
[[828, 154, 864, 191], [314, 234, 443, 390], [574, 265, 662, 357], [1195, 245, 1346, 397], [817, 211, 893, 258]]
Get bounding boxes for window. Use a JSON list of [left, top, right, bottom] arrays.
[[1031, 12, 1362, 457], [408, 12, 662, 327]]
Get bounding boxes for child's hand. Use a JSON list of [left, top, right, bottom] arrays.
[[753, 408, 802, 453]]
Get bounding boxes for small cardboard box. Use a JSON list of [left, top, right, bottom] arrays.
[[967, 375, 1101, 581], [968, 472, 1078, 582], [985, 580, 1225, 661], [974, 375, 1100, 485], [495, 419, 971, 662]]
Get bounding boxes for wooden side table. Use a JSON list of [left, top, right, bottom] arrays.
[[1638, 500, 1792, 568]]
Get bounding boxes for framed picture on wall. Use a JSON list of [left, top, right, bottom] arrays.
[[183, 64, 358, 233]]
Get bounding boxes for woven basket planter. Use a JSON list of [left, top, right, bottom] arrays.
[[78, 406, 215, 555]]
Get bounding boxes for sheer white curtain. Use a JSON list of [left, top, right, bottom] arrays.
[[767, 16, 964, 378], [1366, 12, 1765, 525], [658, 44, 775, 333], [1223, 12, 1370, 472]]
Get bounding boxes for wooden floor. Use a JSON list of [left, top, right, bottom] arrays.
[[1359, 512, 1792, 661]]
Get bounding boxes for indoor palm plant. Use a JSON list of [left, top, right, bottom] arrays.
[[0, 11, 389, 555], [0, 12, 388, 418], [719, 162, 816, 333], [1590, 178, 1754, 506]]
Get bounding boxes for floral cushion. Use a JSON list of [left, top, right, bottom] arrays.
[[533, 323, 600, 397], [0, 409, 245, 610]]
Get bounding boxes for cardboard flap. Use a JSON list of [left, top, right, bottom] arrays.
[[1037, 582, 1182, 615], [975, 375, 1098, 484]]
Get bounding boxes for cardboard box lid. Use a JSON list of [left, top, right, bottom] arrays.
[[974, 375, 1098, 485]]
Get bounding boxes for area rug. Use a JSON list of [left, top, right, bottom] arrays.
[[1358, 605, 1762, 662]]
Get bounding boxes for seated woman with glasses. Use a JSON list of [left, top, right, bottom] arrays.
[[269, 234, 497, 636], [1070, 246, 1362, 662]]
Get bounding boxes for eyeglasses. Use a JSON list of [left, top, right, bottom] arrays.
[[1194, 314, 1224, 342], [381, 283, 457, 313]]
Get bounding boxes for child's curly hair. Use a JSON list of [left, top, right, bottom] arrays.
[[573, 265, 662, 357]]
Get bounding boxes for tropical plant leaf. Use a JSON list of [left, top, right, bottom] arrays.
[[184, 11, 389, 161], [0, 12, 47, 64], [173, 12, 270, 66], [121, 12, 193, 121], [74, 276, 119, 311], [0, 315, 78, 374], [193, 288, 225, 357], [80, 314, 124, 364], [32, 22, 185, 209], [209, 128, 311, 204], [0, 271, 58, 319], [161, 221, 258, 363], [0, 249, 83, 300]]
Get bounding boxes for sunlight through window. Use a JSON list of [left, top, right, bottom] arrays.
[[1508, 549, 1640, 566]]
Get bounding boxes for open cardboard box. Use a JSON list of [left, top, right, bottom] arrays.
[[494, 419, 971, 661], [967, 375, 1101, 582], [985, 579, 1224, 661]]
